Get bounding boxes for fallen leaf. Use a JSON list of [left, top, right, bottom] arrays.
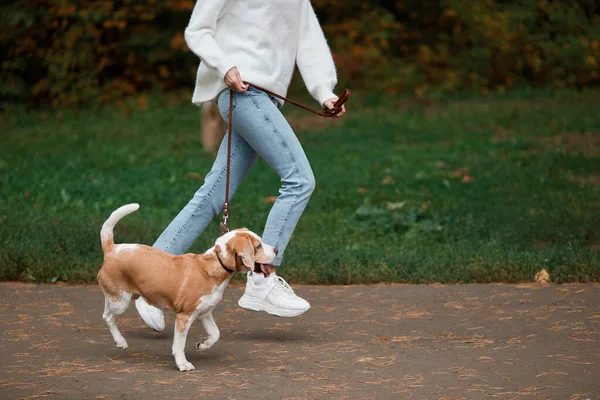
[[381, 176, 394, 184], [462, 175, 473, 183], [534, 268, 550, 284], [263, 196, 277, 203], [137, 96, 148, 109], [450, 167, 468, 178], [357, 187, 369, 193], [186, 172, 203, 180]]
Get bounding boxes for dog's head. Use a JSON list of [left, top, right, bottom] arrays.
[[214, 228, 277, 273]]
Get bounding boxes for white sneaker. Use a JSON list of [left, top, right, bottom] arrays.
[[238, 272, 310, 317], [135, 297, 166, 332]]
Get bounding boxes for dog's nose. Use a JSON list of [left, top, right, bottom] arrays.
[[274, 247, 278, 255]]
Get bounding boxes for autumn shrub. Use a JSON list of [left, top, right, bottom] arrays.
[[320, 0, 600, 96], [0, 0, 598, 107], [0, 0, 196, 107]]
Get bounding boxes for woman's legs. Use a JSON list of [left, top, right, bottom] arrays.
[[135, 100, 258, 331], [225, 88, 315, 266], [137, 88, 314, 328], [224, 88, 313, 317], [152, 122, 258, 254], [157, 88, 314, 264]]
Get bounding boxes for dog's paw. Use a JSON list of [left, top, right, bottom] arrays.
[[194, 341, 212, 351], [177, 361, 196, 372], [115, 338, 129, 349]]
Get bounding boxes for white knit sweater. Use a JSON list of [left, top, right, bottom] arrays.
[[184, 0, 338, 106]]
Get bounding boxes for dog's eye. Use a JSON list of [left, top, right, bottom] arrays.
[[257, 244, 262, 249]]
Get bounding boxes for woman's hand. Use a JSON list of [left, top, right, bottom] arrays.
[[323, 97, 346, 117], [224, 67, 248, 92]]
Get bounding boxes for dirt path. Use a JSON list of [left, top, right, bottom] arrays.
[[0, 283, 598, 399]]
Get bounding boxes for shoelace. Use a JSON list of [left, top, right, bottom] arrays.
[[273, 276, 295, 295]]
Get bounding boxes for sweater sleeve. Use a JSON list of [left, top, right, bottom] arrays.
[[296, 0, 338, 106], [184, 0, 236, 80]]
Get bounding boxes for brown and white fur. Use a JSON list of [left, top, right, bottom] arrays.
[[97, 203, 276, 371]]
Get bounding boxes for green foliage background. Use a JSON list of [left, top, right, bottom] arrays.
[[1, 1, 599, 284], [2, 89, 599, 283], [1, 0, 599, 106]]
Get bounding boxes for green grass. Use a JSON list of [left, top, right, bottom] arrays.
[[1, 89, 599, 284]]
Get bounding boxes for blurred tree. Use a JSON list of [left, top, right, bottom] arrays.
[[0, 0, 598, 107]]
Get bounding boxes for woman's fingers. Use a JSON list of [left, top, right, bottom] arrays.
[[323, 98, 337, 110], [224, 67, 236, 88], [235, 70, 248, 92], [323, 97, 346, 117], [224, 67, 248, 92]]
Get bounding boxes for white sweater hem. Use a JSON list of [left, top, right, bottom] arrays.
[[191, 71, 290, 107]]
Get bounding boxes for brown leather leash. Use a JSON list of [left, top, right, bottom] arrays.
[[220, 82, 351, 234]]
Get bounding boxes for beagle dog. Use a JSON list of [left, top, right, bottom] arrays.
[[97, 204, 276, 371]]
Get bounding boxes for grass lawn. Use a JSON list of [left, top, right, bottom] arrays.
[[2, 89, 599, 284]]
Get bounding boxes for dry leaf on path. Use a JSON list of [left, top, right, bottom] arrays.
[[535, 268, 550, 284]]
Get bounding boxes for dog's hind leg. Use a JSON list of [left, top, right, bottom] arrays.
[[102, 292, 132, 349], [172, 312, 199, 372], [194, 311, 220, 351]]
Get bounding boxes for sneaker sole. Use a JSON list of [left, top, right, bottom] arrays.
[[238, 295, 310, 318]]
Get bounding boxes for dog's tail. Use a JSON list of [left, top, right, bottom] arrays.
[[100, 203, 140, 251]]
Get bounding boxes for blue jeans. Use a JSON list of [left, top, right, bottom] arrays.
[[152, 87, 315, 266]]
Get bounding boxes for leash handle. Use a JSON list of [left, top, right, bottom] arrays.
[[221, 82, 351, 233]]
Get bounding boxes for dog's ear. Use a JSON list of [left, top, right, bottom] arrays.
[[234, 236, 255, 270], [215, 244, 235, 270]]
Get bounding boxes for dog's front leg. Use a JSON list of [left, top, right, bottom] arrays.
[[194, 311, 220, 351], [172, 313, 197, 372]]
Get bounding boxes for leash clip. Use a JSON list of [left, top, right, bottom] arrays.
[[221, 203, 230, 235]]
